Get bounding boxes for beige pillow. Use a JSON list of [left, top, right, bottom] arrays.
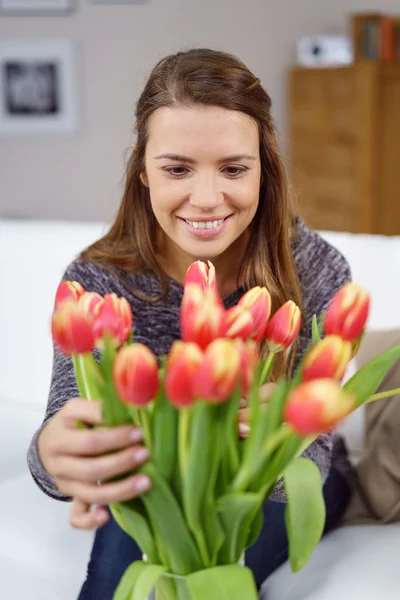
[[341, 330, 400, 526]]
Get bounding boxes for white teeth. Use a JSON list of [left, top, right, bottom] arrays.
[[186, 219, 224, 229]]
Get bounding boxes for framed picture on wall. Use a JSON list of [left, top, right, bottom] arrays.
[[0, 39, 78, 137], [0, 0, 74, 14]]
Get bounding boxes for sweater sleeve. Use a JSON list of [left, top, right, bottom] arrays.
[[26, 260, 111, 501], [268, 227, 352, 502]]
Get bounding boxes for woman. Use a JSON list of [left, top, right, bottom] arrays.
[[28, 48, 352, 598]]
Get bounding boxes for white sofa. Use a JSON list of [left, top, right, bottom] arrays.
[[1, 218, 399, 600]]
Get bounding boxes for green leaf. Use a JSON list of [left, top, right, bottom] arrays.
[[140, 461, 202, 575], [110, 501, 159, 564], [217, 493, 262, 564], [99, 335, 131, 426], [152, 381, 178, 482], [283, 457, 325, 572], [245, 508, 264, 549], [182, 402, 215, 566], [113, 561, 166, 600], [343, 344, 400, 407], [185, 565, 258, 600], [311, 314, 321, 345]]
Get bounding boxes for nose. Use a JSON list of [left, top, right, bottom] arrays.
[[189, 173, 224, 211]]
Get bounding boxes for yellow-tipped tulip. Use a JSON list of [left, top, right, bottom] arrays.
[[225, 305, 254, 341], [180, 284, 225, 350], [265, 300, 301, 352], [113, 343, 159, 406], [93, 293, 133, 348], [324, 283, 370, 343], [184, 260, 217, 292], [78, 291, 104, 317], [238, 286, 271, 342], [193, 338, 241, 403], [302, 335, 352, 382], [51, 300, 94, 355], [54, 280, 85, 309], [284, 379, 355, 436], [165, 341, 204, 407]]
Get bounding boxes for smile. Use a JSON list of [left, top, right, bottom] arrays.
[[184, 218, 225, 230], [177, 215, 232, 238]]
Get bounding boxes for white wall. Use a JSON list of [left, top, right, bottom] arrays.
[[0, 0, 398, 222]]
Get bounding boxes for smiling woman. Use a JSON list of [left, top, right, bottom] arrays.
[[27, 47, 354, 600]]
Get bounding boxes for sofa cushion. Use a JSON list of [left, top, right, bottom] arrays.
[[260, 523, 400, 600], [341, 330, 400, 525]]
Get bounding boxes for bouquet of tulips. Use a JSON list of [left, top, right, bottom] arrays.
[[51, 261, 400, 600]]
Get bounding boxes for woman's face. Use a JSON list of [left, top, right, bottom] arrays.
[[141, 105, 261, 265]]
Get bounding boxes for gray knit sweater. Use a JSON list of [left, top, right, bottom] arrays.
[[27, 217, 352, 502]]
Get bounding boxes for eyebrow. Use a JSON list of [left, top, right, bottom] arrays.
[[154, 153, 257, 163]]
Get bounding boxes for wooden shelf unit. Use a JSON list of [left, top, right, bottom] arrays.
[[288, 61, 400, 235]]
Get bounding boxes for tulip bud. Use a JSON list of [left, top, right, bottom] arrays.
[[237, 339, 260, 396], [284, 379, 355, 436], [51, 300, 94, 355], [165, 341, 204, 407], [238, 286, 271, 342], [324, 283, 370, 343], [180, 284, 225, 350], [113, 343, 159, 406], [193, 338, 241, 403], [93, 293, 133, 348], [78, 291, 104, 317], [225, 305, 254, 341], [54, 280, 85, 309], [265, 300, 301, 352], [184, 260, 217, 292], [302, 335, 352, 382]]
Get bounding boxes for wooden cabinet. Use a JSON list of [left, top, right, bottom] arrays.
[[288, 62, 400, 235]]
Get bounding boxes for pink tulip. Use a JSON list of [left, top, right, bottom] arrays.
[[324, 283, 370, 344], [238, 286, 271, 342], [113, 343, 159, 406], [51, 300, 94, 355], [302, 335, 352, 382], [265, 301, 301, 352], [180, 284, 225, 350], [184, 260, 217, 292], [165, 341, 204, 407], [93, 293, 133, 348], [54, 280, 85, 309], [193, 338, 241, 403]]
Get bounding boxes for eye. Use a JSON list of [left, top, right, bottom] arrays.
[[223, 166, 248, 177], [163, 166, 190, 177]]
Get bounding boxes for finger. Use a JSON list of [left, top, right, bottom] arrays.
[[69, 498, 109, 530], [239, 422, 251, 438], [55, 445, 150, 483], [62, 398, 105, 428], [61, 472, 152, 505], [55, 424, 144, 456], [259, 382, 276, 401]]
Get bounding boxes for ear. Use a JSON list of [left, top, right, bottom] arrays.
[[140, 171, 149, 188]]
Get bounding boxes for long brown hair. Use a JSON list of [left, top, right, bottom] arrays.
[[80, 48, 302, 378]]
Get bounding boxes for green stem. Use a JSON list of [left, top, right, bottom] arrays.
[[367, 387, 400, 403], [140, 407, 152, 451], [259, 352, 275, 386], [179, 409, 191, 477], [78, 353, 93, 400], [261, 424, 293, 457]]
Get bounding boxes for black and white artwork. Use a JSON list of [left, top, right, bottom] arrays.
[[0, 40, 78, 136]]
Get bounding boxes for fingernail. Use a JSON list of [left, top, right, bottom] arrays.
[[134, 474, 151, 493], [134, 446, 150, 463], [95, 510, 108, 524], [239, 422, 251, 436], [130, 428, 143, 443]]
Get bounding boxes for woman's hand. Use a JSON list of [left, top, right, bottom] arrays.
[[238, 383, 276, 438], [37, 398, 151, 530]]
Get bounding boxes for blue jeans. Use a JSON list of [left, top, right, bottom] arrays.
[[78, 467, 350, 599]]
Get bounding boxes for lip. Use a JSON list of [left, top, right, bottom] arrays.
[[177, 215, 232, 239]]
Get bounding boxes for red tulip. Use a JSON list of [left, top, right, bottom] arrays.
[[265, 301, 301, 352], [237, 339, 260, 396], [54, 280, 85, 309], [302, 335, 352, 382], [193, 338, 241, 403], [51, 300, 94, 355], [225, 305, 254, 341], [324, 283, 370, 344], [113, 343, 159, 406], [93, 293, 133, 348], [184, 260, 217, 292], [165, 341, 204, 407], [78, 291, 104, 317], [284, 379, 355, 436], [180, 284, 225, 350], [238, 286, 271, 342]]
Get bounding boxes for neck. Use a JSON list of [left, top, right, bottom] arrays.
[[156, 232, 248, 297]]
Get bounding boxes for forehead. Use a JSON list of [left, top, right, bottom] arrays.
[[146, 105, 259, 155]]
